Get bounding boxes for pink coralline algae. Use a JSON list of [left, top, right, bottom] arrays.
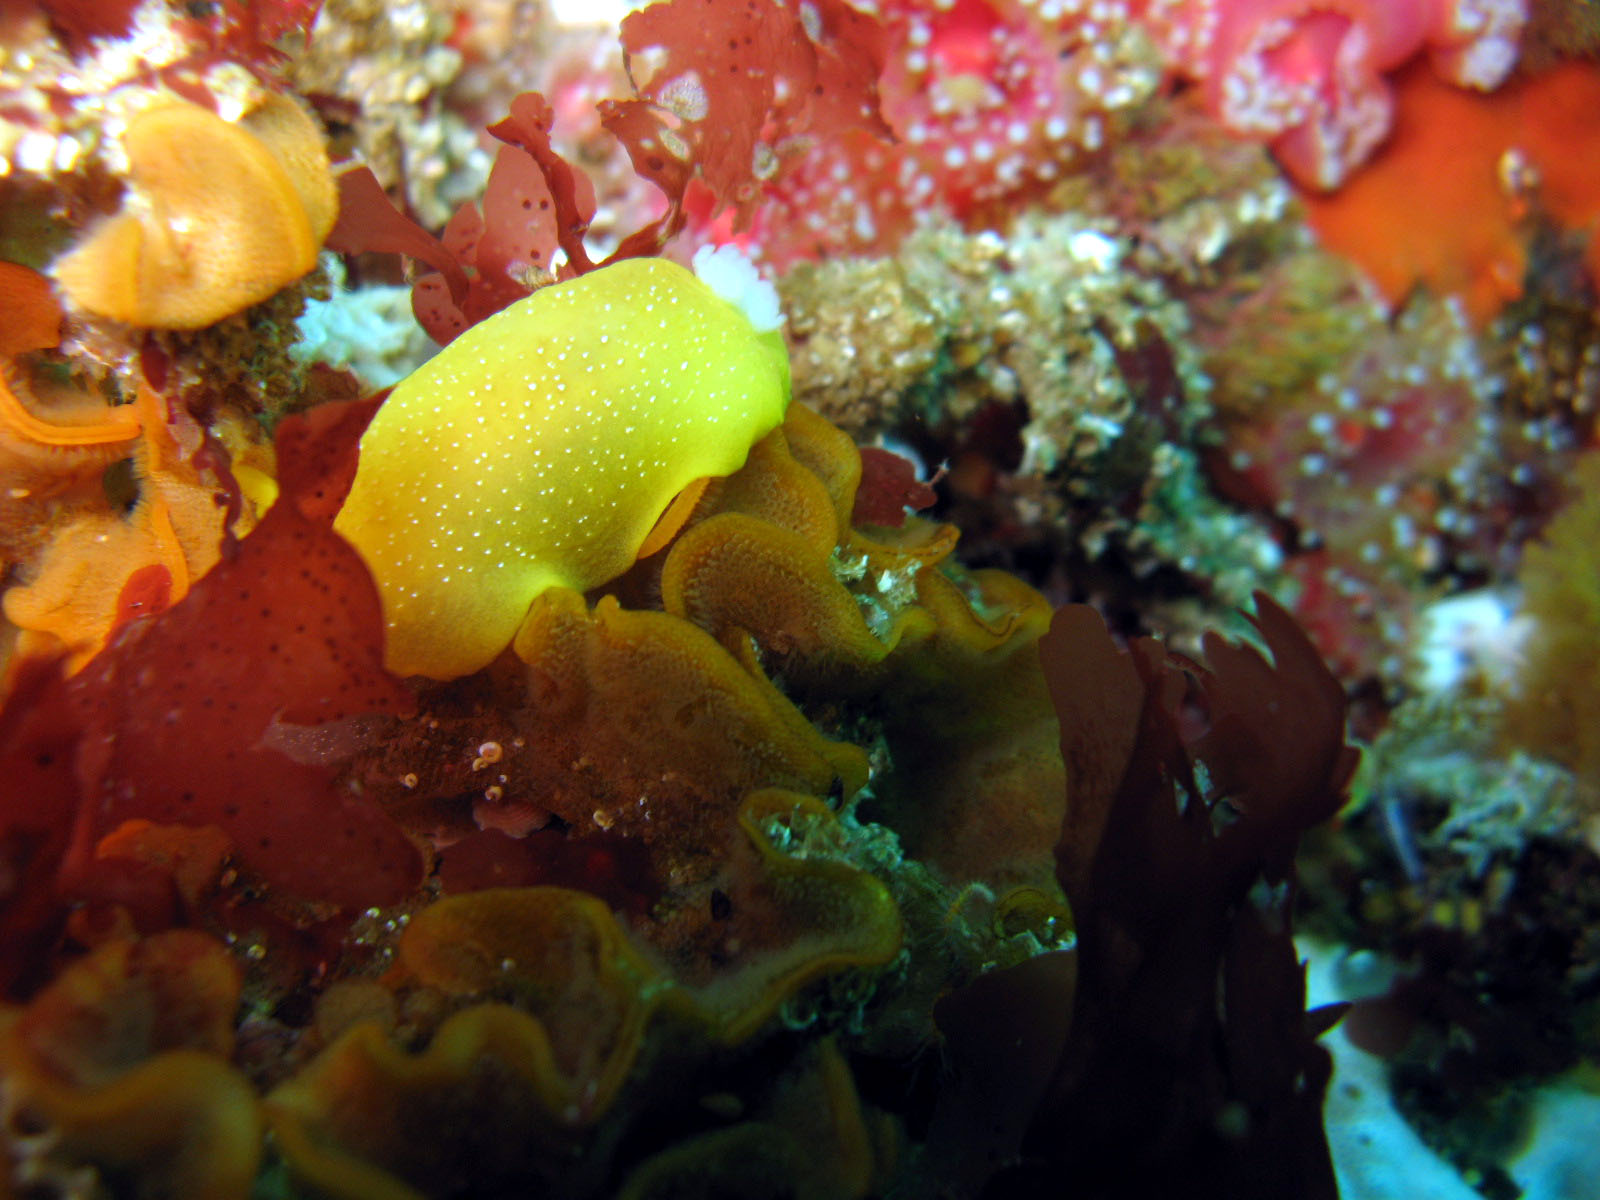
[[1135, 0, 1527, 189]]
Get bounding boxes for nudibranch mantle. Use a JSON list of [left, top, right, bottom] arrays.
[[334, 255, 791, 679]]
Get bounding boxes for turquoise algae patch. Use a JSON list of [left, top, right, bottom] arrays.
[[334, 254, 791, 679]]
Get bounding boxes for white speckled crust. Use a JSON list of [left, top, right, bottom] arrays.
[[334, 256, 791, 679]]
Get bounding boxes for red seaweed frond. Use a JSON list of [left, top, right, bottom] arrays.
[[485, 92, 601, 273], [326, 0, 890, 343], [1018, 593, 1354, 1197], [853, 446, 938, 528], [173, 0, 325, 70], [612, 0, 890, 231], [0, 397, 421, 998]]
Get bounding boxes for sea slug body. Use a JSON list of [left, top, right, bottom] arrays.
[[335, 254, 790, 679]]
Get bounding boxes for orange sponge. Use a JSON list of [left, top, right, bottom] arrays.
[[54, 94, 337, 330], [1304, 60, 1600, 326]]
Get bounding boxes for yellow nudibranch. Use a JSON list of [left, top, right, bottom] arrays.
[[334, 251, 791, 679]]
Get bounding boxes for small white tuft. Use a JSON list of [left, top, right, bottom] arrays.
[[692, 243, 782, 332], [1065, 228, 1120, 272], [1413, 589, 1529, 695]]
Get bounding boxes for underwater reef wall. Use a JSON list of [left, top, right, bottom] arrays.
[[3, 0, 1600, 1197]]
